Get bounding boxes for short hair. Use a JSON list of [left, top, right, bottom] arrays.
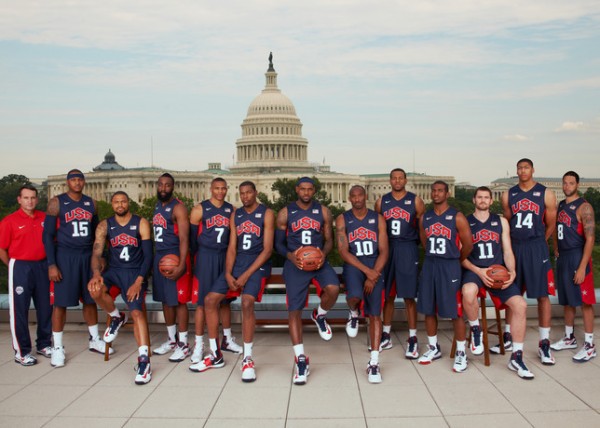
[[159, 173, 175, 184], [66, 169, 85, 180], [474, 186, 492, 198], [239, 181, 256, 191], [431, 180, 449, 192], [111, 191, 129, 201], [211, 177, 227, 185], [517, 158, 534, 167], [349, 185, 366, 195], [18, 184, 38, 197], [296, 177, 315, 186], [563, 171, 580, 183], [389, 168, 406, 179]]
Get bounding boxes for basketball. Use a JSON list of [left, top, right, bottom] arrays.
[[296, 246, 323, 271], [486, 264, 510, 289], [159, 254, 180, 275]]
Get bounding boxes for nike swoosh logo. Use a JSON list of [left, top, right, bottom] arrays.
[[426, 217, 432, 220], [469, 223, 476, 226], [511, 193, 518, 196], [110, 227, 116, 230], [291, 210, 298, 214], [452, 279, 458, 283], [18, 225, 26, 229], [205, 208, 211, 211], [237, 215, 244, 218], [348, 220, 354, 224], [63, 202, 70, 205], [542, 259, 548, 263], [384, 200, 390, 204]]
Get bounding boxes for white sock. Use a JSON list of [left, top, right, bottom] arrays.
[[166, 324, 177, 342], [370, 350, 379, 365], [209, 338, 218, 354], [512, 342, 524, 352], [139, 346, 149, 356], [428, 335, 438, 347], [178, 331, 188, 345], [317, 305, 328, 317], [382, 325, 391, 334], [293, 344, 305, 358], [88, 324, 99, 340], [223, 328, 232, 338], [539, 327, 550, 341], [585, 332, 594, 344], [409, 329, 417, 337], [53, 331, 63, 348], [349, 308, 359, 318], [244, 342, 253, 358], [456, 340, 466, 352], [469, 319, 480, 327], [109, 309, 120, 318], [565, 325, 574, 337], [195, 335, 204, 348], [504, 324, 511, 334]]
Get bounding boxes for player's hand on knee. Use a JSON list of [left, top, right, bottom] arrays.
[[480, 268, 495, 288], [48, 265, 62, 282], [127, 281, 142, 302], [365, 268, 380, 283], [364, 279, 375, 295], [574, 267, 586, 285], [87, 276, 103, 298]]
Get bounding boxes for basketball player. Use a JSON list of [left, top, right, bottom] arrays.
[[337, 185, 388, 383], [189, 177, 242, 364], [374, 168, 424, 358], [87, 191, 153, 384], [152, 173, 192, 362], [551, 171, 596, 362], [501, 159, 557, 365], [190, 181, 273, 382], [461, 187, 534, 379], [417, 181, 473, 372], [0, 185, 52, 366], [275, 177, 340, 385], [43, 169, 110, 368]]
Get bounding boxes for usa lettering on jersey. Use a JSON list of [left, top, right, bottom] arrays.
[[237, 220, 261, 236], [153, 213, 167, 229], [383, 207, 410, 222], [65, 208, 93, 223], [291, 217, 321, 232], [348, 226, 377, 243], [206, 214, 229, 229], [110, 233, 139, 248], [426, 223, 452, 239], [511, 199, 540, 215], [472, 229, 500, 244]]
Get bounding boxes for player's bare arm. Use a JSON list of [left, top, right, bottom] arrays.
[[189, 204, 204, 225], [45, 196, 62, 281], [575, 202, 595, 284], [224, 210, 239, 290], [127, 218, 151, 302], [321, 206, 334, 259], [235, 208, 275, 288], [500, 216, 517, 288], [374, 213, 389, 275], [501, 191, 512, 220], [165, 202, 189, 280], [418, 216, 427, 249], [544, 189, 557, 241], [88, 219, 108, 294], [374, 197, 382, 214], [456, 212, 473, 262]]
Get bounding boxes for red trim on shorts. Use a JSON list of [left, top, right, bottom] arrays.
[[176, 256, 192, 304], [191, 276, 199, 304], [547, 269, 556, 296], [581, 260, 596, 305], [456, 289, 463, 318], [255, 277, 268, 303]]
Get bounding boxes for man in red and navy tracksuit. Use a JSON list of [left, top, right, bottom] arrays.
[[0, 184, 52, 366]]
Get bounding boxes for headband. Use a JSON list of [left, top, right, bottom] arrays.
[[296, 177, 315, 186], [67, 172, 85, 180]]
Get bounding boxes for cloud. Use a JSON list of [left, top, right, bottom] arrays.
[[503, 134, 532, 141], [555, 118, 600, 133]]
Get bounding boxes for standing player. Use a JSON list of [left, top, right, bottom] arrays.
[[87, 191, 153, 384], [337, 185, 388, 383], [190, 181, 274, 382], [374, 168, 424, 357], [43, 169, 110, 368], [275, 177, 340, 385], [417, 181, 473, 372], [0, 185, 52, 366], [189, 177, 242, 364], [551, 171, 596, 362], [461, 187, 534, 379], [501, 159, 557, 365], [152, 173, 192, 362]]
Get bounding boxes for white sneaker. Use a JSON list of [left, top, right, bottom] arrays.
[[89, 337, 114, 355], [191, 341, 204, 364], [367, 362, 382, 383], [36, 346, 53, 358], [14, 353, 38, 366], [153, 340, 177, 355], [550, 334, 578, 351], [380, 332, 393, 350], [169, 343, 190, 362], [103, 312, 128, 343], [508, 350, 534, 379], [221, 336, 243, 354], [470, 325, 484, 356], [418, 344, 441, 365], [453, 350, 468, 373], [311, 309, 333, 341], [241, 356, 257, 382], [405, 336, 419, 359], [51, 346, 65, 368], [573, 342, 596, 363], [293, 355, 310, 385], [346, 313, 359, 338], [538, 339, 555, 365], [135, 355, 152, 385]]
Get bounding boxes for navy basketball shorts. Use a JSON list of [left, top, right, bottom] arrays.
[[284, 259, 340, 311], [556, 248, 596, 307], [209, 255, 271, 301], [53, 247, 94, 307], [102, 268, 148, 311], [512, 238, 555, 298], [461, 270, 521, 309], [384, 240, 419, 299], [152, 250, 192, 306], [192, 248, 226, 306], [343, 259, 384, 316], [417, 257, 462, 319]]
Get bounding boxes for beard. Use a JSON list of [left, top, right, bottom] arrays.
[[115, 208, 129, 217], [157, 190, 173, 203]]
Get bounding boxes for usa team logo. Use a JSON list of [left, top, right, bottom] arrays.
[[65, 208, 92, 223], [511, 198, 540, 215], [153, 213, 167, 229], [425, 222, 452, 239], [206, 214, 229, 228], [348, 227, 377, 243], [110, 233, 139, 247], [558, 210, 572, 227], [472, 229, 500, 243], [291, 217, 321, 232], [237, 221, 261, 236], [383, 207, 410, 222]]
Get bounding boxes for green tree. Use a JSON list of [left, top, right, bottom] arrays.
[[583, 187, 600, 222], [137, 193, 194, 223], [262, 177, 332, 212], [0, 174, 31, 218]]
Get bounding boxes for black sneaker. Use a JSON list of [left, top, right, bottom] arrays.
[[508, 350, 534, 379], [490, 332, 512, 354], [103, 312, 128, 343], [293, 354, 310, 385], [470, 325, 484, 356], [538, 339, 555, 365], [135, 355, 152, 385]]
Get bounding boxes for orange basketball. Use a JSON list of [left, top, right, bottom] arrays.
[[296, 246, 323, 271], [486, 264, 510, 289], [159, 254, 180, 275]]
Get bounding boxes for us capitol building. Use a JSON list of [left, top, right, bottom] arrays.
[[47, 54, 454, 208]]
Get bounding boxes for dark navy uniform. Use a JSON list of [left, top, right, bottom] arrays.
[[192, 200, 233, 306], [53, 193, 96, 307], [508, 183, 555, 298], [102, 215, 148, 311], [417, 207, 463, 319], [0, 209, 52, 356], [212, 204, 271, 299], [462, 213, 520, 308], [152, 199, 191, 306], [342, 209, 384, 316], [556, 198, 595, 306], [282, 201, 339, 311], [380, 192, 419, 299]]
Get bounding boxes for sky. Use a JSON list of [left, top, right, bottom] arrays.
[[1, 1, 599, 186]]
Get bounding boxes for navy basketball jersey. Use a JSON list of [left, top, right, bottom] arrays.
[[508, 182, 546, 241], [235, 204, 267, 255], [380, 192, 419, 242], [153, 199, 181, 252], [286, 201, 325, 252], [557, 198, 586, 251], [467, 213, 504, 267], [344, 209, 380, 259], [56, 193, 95, 249], [198, 200, 233, 251], [107, 215, 144, 269], [423, 207, 461, 259]]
